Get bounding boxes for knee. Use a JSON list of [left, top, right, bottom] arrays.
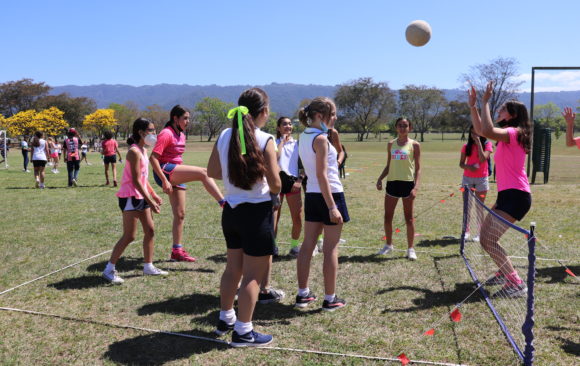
[[144, 227, 155, 239], [174, 210, 185, 222], [404, 216, 414, 225]]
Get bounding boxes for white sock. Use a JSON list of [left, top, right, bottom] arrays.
[[233, 320, 252, 335], [143, 262, 155, 272], [219, 309, 236, 325], [298, 287, 310, 297], [105, 262, 115, 272], [324, 294, 335, 302]]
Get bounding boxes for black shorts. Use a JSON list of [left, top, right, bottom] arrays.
[[495, 189, 532, 221], [118, 197, 150, 212], [304, 192, 350, 226], [103, 155, 117, 164], [386, 180, 415, 198], [280, 171, 298, 194], [32, 160, 47, 168], [222, 200, 275, 257], [81, 152, 87, 157]]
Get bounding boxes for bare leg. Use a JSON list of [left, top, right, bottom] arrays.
[[297, 221, 324, 289], [170, 165, 224, 201], [139, 208, 155, 263], [39, 166, 46, 184], [384, 195, 399, 245], [402, 195, 415, 248], [479, 206, 517, 275], [168, 189, 186, 245], [104, 163, 110, 184], [109, 211, 140, 264], [286, 193, 303, 240], [237, 254, 270, 323], [272, 195, 285, 238], [220, 248, 244, 310], [321, 224, 343, 295], [111, 162, 117, 183]]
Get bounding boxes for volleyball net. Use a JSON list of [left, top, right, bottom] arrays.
[[460, 187, 536, 366]]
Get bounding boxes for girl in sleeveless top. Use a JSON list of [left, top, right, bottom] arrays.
[[376, 118, 422, 260], [102, 118, 165, 284]]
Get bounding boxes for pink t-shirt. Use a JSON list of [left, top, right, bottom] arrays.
[[575, 137, 580, 149], [101, 139, 118, 156], [152, 126, 185, 164], [116, 145, 149, 199], [461, 141, 493, 178], [494, 127, 530, 193]]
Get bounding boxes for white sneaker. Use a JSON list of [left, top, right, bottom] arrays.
[[39, 183, 45, 189], [103, 269, 124, 284], [72, 179, 78, 187], [407, 248, 417, 261], [377, 244, 394, 255], [472, 235, 480, 242], [35, 180, 40, 188], [463, 232, 470, 240], [338, 238, 347, 245], [316, 238, 323, 252], [144, 266, 169, 276]]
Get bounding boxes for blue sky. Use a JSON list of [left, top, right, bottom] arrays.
[[2, 0, 580, 91]]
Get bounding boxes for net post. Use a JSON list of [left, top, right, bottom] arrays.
[[523, 222, 536, 366], [460, 185, 469, 255]]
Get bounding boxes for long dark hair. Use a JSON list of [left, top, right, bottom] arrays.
[[164, 105, 189, 132], [103, 130, 113, 140], [32, 131, 43, 147], [500, 100, 531, 153], [276, 116, 291, 139], [127, 118, 152, 145], [228, 88, 269, 190], [298, 97, 335, 127], [465, 125, 487, 156]]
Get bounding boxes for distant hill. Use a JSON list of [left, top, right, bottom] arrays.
[[51, 83, 580, 117]]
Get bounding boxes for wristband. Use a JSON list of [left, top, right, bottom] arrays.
[[218, 199, 227, 208], [328, 205, 338, 211]]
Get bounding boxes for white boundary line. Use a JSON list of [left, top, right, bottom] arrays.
[[0, 306, 470, 366]]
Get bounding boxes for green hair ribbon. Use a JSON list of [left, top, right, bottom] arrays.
[[227, 106, 249, 155]]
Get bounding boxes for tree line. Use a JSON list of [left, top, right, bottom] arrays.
[[1, 58, 577, 141]]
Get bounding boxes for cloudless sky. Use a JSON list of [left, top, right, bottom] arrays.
[[2, 0, 580, 91]]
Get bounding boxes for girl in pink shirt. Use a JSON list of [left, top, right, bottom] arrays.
[[102, 118, 165, 284], [468, 82, 532, 298], [150, 105, 224, 262], [101, 130, 123, 186]]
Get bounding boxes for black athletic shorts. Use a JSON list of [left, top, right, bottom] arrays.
[[386, 180, 415, 198], [118, 197, 150, 211], [32, 160, 47, 168], [103, 155, 117, 164], [222, 200, 275, 257], [304, 192, 350, 226], [495, 189, 531, 221], [280, 171, 298, 195]]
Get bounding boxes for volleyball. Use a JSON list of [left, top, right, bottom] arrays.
[[405, 20, 432, 47]]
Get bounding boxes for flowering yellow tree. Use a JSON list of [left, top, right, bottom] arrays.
[[83, 109, 117, 135], [0, 114, 6, 130], [35, 107, 68, 136], [5, 109, 38, 136]]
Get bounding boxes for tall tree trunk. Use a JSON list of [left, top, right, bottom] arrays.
[[420, 131, 425, 142]]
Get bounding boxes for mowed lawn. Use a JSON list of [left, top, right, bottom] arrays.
[[0, 133, 578, 365]]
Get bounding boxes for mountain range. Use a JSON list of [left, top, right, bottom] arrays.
[[51, 83, 580, 117]]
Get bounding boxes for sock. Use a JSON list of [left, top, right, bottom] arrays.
[[298, 287, 309, 297], [105, 262, 115, 272], [219, 309, 236, 325], [290, 238, 300, 248], [317, 234, 323, 242], [505, 271, 523, 285], [143, 262, 155, 272], [233, 320, 252, 335], [172, 244, 182, 249], [324, 294, 336, 302]]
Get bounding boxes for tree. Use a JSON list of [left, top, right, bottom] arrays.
[[109, 101, 139, 138], [4, 110, 37, 136], [0, 79, 51, 117], [399, 85, 447, 142], [440, 100, 472, 140], [460, 57, 524, 121], [194, 97, 233, 142], [335, 77, 396, 141], [4, 107, 68, 136], [35, 107, 69, 136], [35, 93, 96, 128], [83, 109, 117, 136], [534, 102, 565, 139], [142, 105, 167, 131]]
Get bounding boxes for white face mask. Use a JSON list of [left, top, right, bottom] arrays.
[[144, 134, 157, 146], [320, 122, 329, 133]]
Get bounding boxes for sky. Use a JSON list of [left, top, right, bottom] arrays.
[[2, 0, 580, 92]]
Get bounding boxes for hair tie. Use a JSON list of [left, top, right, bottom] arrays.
[[227, 106, 250, 155], [304, 105, 310, 113]]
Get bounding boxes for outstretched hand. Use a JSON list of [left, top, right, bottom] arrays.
[[562, 107, 576, 125], [468, 84, 477, 108], [482, 81, 493, 103]]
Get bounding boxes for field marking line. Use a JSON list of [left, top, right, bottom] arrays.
[[0, 305, 470, 366], [0, 249, 113, 297]]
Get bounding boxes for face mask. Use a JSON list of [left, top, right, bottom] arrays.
[[320, 122, 328, 133], [144, 134, 157, 146]]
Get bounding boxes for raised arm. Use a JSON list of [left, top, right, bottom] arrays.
[[207, 141, 222, 180], [479, 81, 509, 143], [563, 107, 577, 147]]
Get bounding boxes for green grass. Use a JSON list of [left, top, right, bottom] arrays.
[[0, 133, 578, 365]]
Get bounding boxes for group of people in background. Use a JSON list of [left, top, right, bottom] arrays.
[[4, 84, 579, 347]]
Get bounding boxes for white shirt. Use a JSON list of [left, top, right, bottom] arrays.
[[276, 137, 300, 177], [32, 139, 47, 161], [298, 127, 343, 194], [217, 128, 274, 208]]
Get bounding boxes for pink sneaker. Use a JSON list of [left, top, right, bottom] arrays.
[[171, 248, 196, 262]]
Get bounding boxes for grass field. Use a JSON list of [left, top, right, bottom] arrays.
[[0, 133, 578, 365]]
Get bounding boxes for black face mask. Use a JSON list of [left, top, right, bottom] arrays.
[[497, 119, 508, 128]]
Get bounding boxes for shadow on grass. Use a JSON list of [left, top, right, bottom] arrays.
[[536, 265, 579, 284], [339, 255, 406, 264], [206, 253, 226, 263], [416, 237, 460, 248], [104, 330, 228, 365], [47, 274, 142, 290], [138, 293, 219, 316], [378, 282, 483, 313], [557, 337, 580, 357], [6, 185, 102, 190], [86, 257, 181, 273]]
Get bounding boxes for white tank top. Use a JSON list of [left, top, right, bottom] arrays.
[[32, 139, 47, 161], [217, 128, 274, 208], [298, 127, 343, 193], [276, 137, 299, 177]]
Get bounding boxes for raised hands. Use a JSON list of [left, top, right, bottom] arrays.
[[562, 107, 576, 126], [482, 81, 493, 103], [468, 84, 477, 108]]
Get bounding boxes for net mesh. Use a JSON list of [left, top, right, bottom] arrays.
[[460, 187, 535, 364]]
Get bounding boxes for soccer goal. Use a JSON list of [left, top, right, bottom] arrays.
[[460, 187, 536, 366], [0, 130, 7, 169]]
